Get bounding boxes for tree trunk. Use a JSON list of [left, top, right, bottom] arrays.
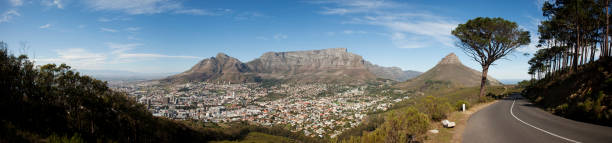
[[479, 65, 489, 98], [574, 25, 580, 71], [607, 0, 610, 57]]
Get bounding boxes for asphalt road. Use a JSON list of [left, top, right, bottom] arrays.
[[463, 94, 612, 143]]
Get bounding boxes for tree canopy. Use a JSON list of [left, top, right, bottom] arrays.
[[452, 17, 530, 97], [452, 17, 531, 67], [530, 0, 612, 79]]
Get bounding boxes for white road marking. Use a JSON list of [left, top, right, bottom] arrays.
[[510, 99, 581, 143]]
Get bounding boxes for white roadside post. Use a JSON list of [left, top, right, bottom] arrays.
[[462, 104, 466, 112]]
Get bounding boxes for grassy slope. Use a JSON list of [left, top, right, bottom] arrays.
[[334, 84, 518, 142], [523, 57, 612, 126]]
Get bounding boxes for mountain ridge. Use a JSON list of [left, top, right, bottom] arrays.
[[164, 48, 421, 83]]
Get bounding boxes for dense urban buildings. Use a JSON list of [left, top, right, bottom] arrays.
[[111, 81, 410, 138]]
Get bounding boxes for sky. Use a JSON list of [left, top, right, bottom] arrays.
[[0, 0, 546, 80]]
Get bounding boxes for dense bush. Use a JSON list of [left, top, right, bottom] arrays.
[[455, 100, 469, 111], [335, 107, 430, 143], [523, 57, 612, 126], [48, 133, 85, 143], [417, 96, 452, 121]]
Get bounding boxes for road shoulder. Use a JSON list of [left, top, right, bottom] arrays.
[[425, 100, 499, 143]]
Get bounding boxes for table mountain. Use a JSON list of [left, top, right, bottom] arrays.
[[164, 48, 421, 83], [246, 48, 376, 82]]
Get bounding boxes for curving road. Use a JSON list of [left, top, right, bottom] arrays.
[[463, 94, 612, 143]]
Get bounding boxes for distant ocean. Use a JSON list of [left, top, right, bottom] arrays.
[[498, 79, 526, 85]]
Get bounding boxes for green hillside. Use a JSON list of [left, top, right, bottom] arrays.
[[333, 85, 518, 143], [523, 57, 612, 126]]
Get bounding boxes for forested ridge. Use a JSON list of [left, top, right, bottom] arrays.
[[523, 0, 612, 127]]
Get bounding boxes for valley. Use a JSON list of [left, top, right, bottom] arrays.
[[108, 48, 504, 139], [112, 81, 409, 138]]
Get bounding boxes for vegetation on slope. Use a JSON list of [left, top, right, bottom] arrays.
[[211, 132, 294, 143], [333, 85, 518, 143], [522, 57, 612, 126], [523, 0, 612, 127], [0, 42, 321, 143], [0, 43, 214, 142]]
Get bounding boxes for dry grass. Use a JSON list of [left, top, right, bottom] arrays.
[[424, 100, 498, 143]]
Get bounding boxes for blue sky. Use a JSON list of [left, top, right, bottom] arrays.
[[0, 0, 545, 79]]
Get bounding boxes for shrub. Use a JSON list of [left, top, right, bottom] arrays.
[[359, 107, 430, 143], [478, 96, 494, 103], [417, 96, 452, 121], [48, 133, 85, 143], [455, 100, 469, 111]]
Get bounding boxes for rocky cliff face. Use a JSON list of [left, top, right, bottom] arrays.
[[165, 48, 421, 83], [247, 48, 377, 82], [438, 53, 461, 64], [396, 53, 502, 89]]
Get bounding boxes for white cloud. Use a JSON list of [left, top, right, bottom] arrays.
[[125, 27, 141, 32], [39, 24, 51, 29], [380, 20, 457, 48], [256, 36, 269, 40], [85, 0, 235, 17], [10, 0, 23, 6], [35, 48, 107, 69], [85, 0, 181, 15], [312, 0, 458, 49], [273, 33, 288, 40], [234, 12, 266, 20], [255, 33, 289, 40], [174, 8, 232, 16], [174, 9, 208, 15], [100, 27, 119, 33], [107, 43, 142, 54], [0, 10, 20, 23], [343, 30, 367, 34], [97, 16, 131, 22], [116, 53, 200, 59], [35, 43, 201, 70], [127, 36, 139, 40], [320, 7, 350, 15], [257, 33, 288, 40], [98, 17, 111, 22], [517, 32, 540, 54], [107, 43, 201, 61], [314, 0, 398, 15], [42, 0, 64, 9]]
